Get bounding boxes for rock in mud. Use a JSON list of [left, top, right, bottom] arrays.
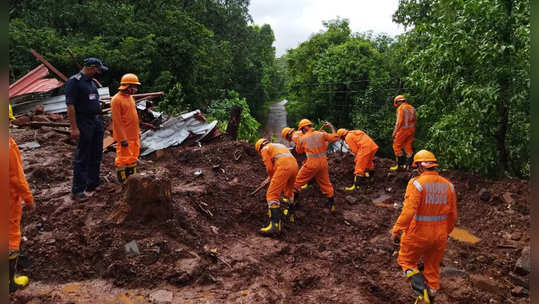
[[515, 246, 530, 276], [479, 188, 491, 201], [124, 168, 174, 222], [511, 286, 528, 297], [503, 192, 515, 204], [345, 195, 357, 205], [149, 290, 173, 303]]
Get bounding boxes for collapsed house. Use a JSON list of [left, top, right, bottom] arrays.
[[9, 50, 220, 154]]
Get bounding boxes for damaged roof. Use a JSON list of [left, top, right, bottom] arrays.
[[140, 110, 218, 156], [9, 64, 64, 99]]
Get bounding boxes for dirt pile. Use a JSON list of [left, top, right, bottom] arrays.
[[10, 126, 529, 304]]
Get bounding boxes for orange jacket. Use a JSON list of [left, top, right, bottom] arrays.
[[395, 102, 416, 132], [296, 130, 338, 157], [111, 92, 140, 142], [9, 137, 33, 205], [261, 143, 296, 178], [344, 130, 378, 155], [393, 171, 457, 237], [291, 130, 303, 147]]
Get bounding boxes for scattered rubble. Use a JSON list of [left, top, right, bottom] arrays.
[[9, 127, 530, 304]]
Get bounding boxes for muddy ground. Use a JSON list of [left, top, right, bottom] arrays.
[[9, 126, 529, 304]]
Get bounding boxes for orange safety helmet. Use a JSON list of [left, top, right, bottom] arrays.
[[412, 149, 438, 168], [119, 73, 141, 90], [281, 127, 294, 140], [298, 119, 313, 130], [393, 95, 407, 107], [337, 128, 348, 138], [255, 138, 269, 153]]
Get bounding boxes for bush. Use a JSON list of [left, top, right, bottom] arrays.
[[206, 90, 261, 143]]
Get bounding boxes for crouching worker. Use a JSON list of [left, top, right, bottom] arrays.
[[111, 73, 141, 183], [391, 150, 457, 303], [255, 138, 299, 236], [8, 104, 36, 292], [337, 128, 378, 191]]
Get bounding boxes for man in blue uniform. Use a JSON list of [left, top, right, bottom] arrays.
[[65, 57, 108, 201]]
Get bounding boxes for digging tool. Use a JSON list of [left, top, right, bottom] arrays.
[[249, 178, 270, 196]]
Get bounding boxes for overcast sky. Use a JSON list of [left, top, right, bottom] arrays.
[[249, 0, 405, 57]]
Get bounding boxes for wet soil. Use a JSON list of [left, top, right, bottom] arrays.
[[9, 126, 529, 304]]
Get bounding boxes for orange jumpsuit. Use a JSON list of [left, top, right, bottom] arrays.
[[111, 92, 140, 167], [344, 130, 378, 175], [290, 130, 303, 148], [9, 137, 34, 251], [294, 130, 338, 197], [393, 171, 457, 290], [393, 102, 416, 157], [261, 143, 299, 205]]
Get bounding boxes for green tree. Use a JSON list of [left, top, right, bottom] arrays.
[[394, 0, 530, 177]]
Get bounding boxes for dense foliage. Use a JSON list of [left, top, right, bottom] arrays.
[[205, 90, 260, 143], [9, 0, 284, 122], [10, 1, 529, 177], [285, 1, 529, 177]]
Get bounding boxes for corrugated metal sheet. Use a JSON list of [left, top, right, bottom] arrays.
[[12, 87, 111, 115], [140, 110, 218, 156], [9, 64, 64, 99]]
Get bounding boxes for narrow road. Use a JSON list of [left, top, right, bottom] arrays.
[[264, 99, 288, 143]]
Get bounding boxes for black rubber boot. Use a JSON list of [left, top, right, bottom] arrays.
[[406, 269, 430, 303], [405, 155, 413, 170], [117, 167, 127, 184], [125, 163, 137, 179], [282, 200, 296, 223], [327, 196, 336, 213], [9, 253, 29, 293], [260, 205, 282, 236]]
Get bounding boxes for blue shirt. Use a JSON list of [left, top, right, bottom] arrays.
[[65, 72, 101, 115]]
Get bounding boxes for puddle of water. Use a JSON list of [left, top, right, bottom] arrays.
[[449, 227, 481, 244]]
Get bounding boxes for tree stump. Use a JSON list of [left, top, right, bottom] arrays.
[[124, 168, 174, 223]]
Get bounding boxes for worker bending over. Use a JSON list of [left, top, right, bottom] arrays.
[[391, 95, 416, 171], [281, 127, 303, 148], [294, 119, 339, 213], [392, 150, 457, 303], [255, 139, 299, 236], [337, 128, 378, 191], [8, 104, 36, 292], [111, 73, 141, 183]]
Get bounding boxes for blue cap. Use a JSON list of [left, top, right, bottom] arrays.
[[83, 57, 108, 71]]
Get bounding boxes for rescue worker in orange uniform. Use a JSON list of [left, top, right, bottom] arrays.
[[294, 119, 339, 213], [111, 73, 141, 183], [337, 128, 378, 191], [255, 138, 299, 235], [391, 150, 457, 303], [8, 104, 35, 292], [391, 95, 416, 171], [281, 127, 302, 148]]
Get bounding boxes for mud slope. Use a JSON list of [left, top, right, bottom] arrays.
[[10, 127, 529, 304]]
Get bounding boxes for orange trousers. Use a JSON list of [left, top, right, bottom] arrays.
[[115, 139, 140, 167], [393, 128, 415, 156], [294, 158, 334, 198], [9, 197, 23, 250], [398, 229, 447, 290], [266, 160, 299, 204], [354, 147, 378, 175]]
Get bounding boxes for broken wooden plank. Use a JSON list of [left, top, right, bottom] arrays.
[[29, 49, 68, 81], [28, 121, 70, 128], [103, 136, 115, 152]]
